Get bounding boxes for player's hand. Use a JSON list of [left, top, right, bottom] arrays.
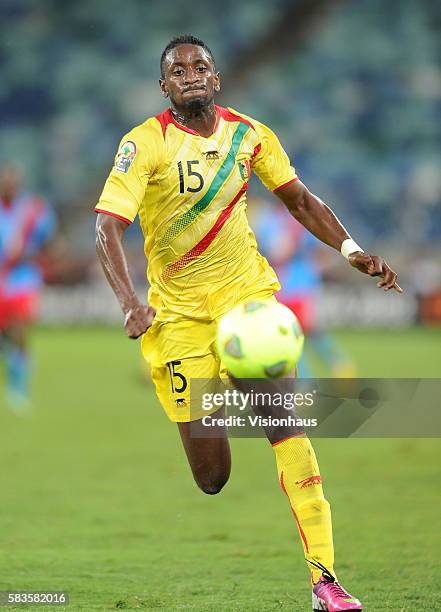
[[124, 304, 156, 339], [348, 252, 403, 293]]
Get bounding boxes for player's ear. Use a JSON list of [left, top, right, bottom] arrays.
[[214, 72, 221, 93], [159, 79, 169, 98]]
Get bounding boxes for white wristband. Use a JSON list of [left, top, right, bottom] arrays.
[[341, 238, 364, 260]]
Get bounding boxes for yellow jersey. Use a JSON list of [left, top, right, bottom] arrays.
[[96, 105, 297, 322]]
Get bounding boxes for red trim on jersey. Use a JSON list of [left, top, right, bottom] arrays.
[[251, 142, 262, 159], [216, 106, 256, 131], [170, 111, 200, 136], [280, 470, 309, 553], [95, 208, 132, 225], [155, 107, 222, 138], [163, 183, 247, 280], [155, 106, 256, 138], [212, 106, 222, 133], [273, 177, 299, 193], [155, 108, 173, 138]]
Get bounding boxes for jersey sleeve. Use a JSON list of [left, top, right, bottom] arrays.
[[95, 121, 162, 223], [251, 120, 297, 192]]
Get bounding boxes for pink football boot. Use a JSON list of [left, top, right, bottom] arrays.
[[309, 560, 363, 611]]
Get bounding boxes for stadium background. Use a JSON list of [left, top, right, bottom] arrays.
[[1, 1, 440, 610]]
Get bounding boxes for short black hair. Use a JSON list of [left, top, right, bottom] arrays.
[[160, 35, 215, 78]]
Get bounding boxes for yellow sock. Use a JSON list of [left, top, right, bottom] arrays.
[[272, 435, 335, 584]]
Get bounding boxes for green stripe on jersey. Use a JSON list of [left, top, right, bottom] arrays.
[[159, 122, 249, 247]]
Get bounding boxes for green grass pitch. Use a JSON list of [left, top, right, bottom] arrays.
[[0, 326, 440, 611]]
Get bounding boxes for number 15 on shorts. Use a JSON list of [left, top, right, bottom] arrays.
[[167, 360, 188, 394]]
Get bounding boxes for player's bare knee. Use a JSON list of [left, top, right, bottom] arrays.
[[199, 482, 224, 495], [197, 475, 229, 495]]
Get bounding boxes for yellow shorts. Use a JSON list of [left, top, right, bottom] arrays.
[[141, 291, 276, 422], [142, 317, 228, 422]]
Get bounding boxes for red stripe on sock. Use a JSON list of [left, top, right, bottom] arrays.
[[280, 470, 309, 553]]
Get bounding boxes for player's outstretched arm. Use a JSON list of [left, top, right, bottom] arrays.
[[275, 179, 402, 293], [95, 213, 155, 338]]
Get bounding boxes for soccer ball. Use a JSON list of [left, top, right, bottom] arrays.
[[216, 299, 304, 378]]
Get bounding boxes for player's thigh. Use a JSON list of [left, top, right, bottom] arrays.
[[151, 353, 231, 491], [177, 405, 231, 494]]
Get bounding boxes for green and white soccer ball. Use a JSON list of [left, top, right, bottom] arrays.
[[216, 299, 304, 378]]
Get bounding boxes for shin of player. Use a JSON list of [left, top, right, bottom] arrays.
[[273, 435, 334, 583]]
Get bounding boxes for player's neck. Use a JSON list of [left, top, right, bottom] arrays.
[[171, 102, 217, 137]]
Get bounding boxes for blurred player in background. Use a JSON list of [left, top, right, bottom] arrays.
[[0, 165, 56, 412], [253, 200, 356, 377], [95, 36, 401, 611]]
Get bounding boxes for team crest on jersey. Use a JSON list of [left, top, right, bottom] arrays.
[[238, 159, 251, 181], [115, 140, 137, 173], [204, 150, 220, 160]]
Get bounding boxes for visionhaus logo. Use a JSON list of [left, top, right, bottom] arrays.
[[200, 413, 318, 429]]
